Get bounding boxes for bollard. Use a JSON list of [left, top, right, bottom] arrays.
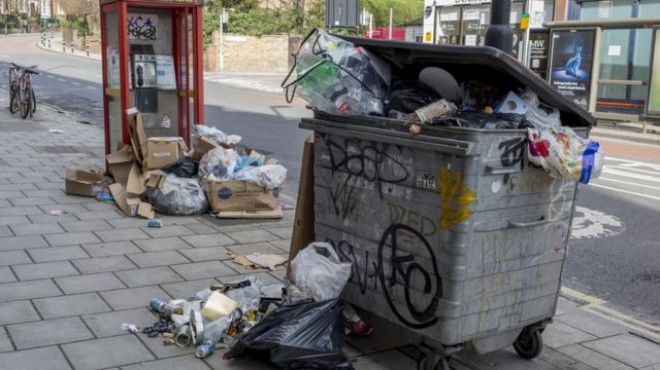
[[70, 41, 74, 54], [49, 31, 53, 49], [86, 39, 89, 57], [62, 39, 65, 53]]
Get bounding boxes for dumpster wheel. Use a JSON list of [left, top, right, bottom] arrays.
[[417, 354, 452, 370], [514, 327, 543, 359]]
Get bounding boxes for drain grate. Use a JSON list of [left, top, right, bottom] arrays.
[[33, 146, 103, 157]]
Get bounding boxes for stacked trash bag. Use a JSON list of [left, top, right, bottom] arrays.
[[282, 28, 604, 184], [140, 242, 365, 370], [145, 125, 287, 216]]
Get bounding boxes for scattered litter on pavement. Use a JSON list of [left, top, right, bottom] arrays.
[[228, 252, 287, 271], [95, 191, 114, 202], [48, 128, 64, 134], [129, 266, 366, 369], [244, 253, 287, 271], [120, 323, 139, 334], [48, 209, 68, 215], [147, 219, 163, 228]]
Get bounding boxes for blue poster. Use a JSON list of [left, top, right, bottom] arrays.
[[548, 29, 596, 110]]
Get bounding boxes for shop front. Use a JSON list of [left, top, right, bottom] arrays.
[[422, 0, 555, 61]]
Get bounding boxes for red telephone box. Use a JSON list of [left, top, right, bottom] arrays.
[[100, 0, 204, 154]]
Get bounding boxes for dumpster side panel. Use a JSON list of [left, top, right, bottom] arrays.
[[309, 120, 579, 350]]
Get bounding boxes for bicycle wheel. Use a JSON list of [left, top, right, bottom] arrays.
[[9, 85, 19, 114], [30, 88, 36, 114], [20, 87, 32, 119]]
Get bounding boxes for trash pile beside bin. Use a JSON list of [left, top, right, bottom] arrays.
[[127, 242, 366, 369], [64, 108, 287, 220]]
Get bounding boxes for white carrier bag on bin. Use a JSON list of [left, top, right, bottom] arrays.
[[290, 242, 352, 302]]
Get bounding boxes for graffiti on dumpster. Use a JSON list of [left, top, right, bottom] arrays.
[[438, 168, 476, 230], [324, 136, 410, 197], [378, 224, 443, 329], [327, 239, 380, 295], [325, 174, 360, 219], [499, 137, 526, 171], [387, 202, 438, 240]]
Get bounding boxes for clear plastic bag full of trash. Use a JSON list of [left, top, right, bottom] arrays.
[[199, 147, 239, 180], [233, 164, 287, 189], [143, 174, 208, 216], [193, 125, 242, 147]]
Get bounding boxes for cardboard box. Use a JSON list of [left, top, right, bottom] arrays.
[[192, 137, 219, 161], [146, 137, 187, 170], [106, 145, 134, 186], [204, 180, 278, 213], [126, 164, 146, 196], [127, 108, 187, 170], [65, 170, 105, 197]]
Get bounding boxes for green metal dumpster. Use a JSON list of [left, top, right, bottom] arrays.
[[298, 36, 595, 370]]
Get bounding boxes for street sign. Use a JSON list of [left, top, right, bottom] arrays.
[[326, 0, 360, 29]]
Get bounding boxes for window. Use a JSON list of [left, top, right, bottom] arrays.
[[580, 0, 633, 20]]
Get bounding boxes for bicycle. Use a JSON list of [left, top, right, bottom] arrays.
[[9, 62, 38, 119]]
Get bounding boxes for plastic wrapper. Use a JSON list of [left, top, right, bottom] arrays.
[[290, 242, 352, 302], [387, 82, 441, 114], [522, 90, 561, 129], [407, 100, 457, 125], [199, 147, 239, 180], [431, 112, 526, 129], [144, 175, 208, 215], [160, 157, 199, 178], [234, 164, 287, 190], [234, 155, 266, 174], [193, 125, 242, 147], [282, 28, 391, 117], [225, 299, 352, 370], [528, 126, 604, 184]]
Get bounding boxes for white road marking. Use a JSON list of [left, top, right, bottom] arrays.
[[602, 168, 660, 183], [598, 177, 660, 190], [590, 183, 660, 202], [571, 206, 625, 239]]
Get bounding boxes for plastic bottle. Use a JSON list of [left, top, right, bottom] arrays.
[[195, 316, 230, 359], [148, 298, 182, 318]]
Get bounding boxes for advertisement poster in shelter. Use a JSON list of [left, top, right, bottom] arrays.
[[529, 31, 549, 80], [548, 29, 596, 110], [646, 28, 660, 115]]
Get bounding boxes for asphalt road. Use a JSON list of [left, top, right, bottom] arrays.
[[1, 34, 659, 326]]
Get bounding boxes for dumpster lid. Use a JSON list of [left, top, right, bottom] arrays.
[[335, 35, 596, 128]]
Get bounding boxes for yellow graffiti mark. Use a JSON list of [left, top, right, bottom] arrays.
[[438, 168, 476, 230]]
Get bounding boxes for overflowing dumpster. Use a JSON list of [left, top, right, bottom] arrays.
[[290, 31, 597, 370]]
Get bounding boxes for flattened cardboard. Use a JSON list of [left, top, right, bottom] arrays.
[[137, 201, 155, 219], [204, 180, 278, 213], [106, 145, 134, 186], [126, 164, 146, 196], [214, 207, 284, 220], [65, 170, 105, 197], [109, 183, 138, 217], [127, 108, 148, 166], [288, 137, 315, 275]]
